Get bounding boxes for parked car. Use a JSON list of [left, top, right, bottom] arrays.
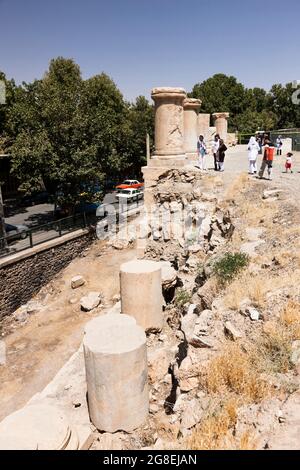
[[115, 180, 144, 191], [116, 188, 144, 203], [5, 223, 29, 241]]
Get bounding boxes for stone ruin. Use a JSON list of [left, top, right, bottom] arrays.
[[139, 87, 233, 263], [0, 87, 235, 450]]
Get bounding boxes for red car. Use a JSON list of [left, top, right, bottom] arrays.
[[116, 180, 144, 191]]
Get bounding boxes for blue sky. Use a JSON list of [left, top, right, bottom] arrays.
[[0, 0, 299, 101]]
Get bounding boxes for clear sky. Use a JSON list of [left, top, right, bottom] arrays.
[[0, 0, 299, 102]]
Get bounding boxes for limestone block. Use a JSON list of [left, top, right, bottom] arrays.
[[151, 87, 186, 159], [80, 292, 101, 311], [83, 314, 149, 433], [120, 260, 163, 331], [71, 275, 85, 289], [0, 404, 77, 450]]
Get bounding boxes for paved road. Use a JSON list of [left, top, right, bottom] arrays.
[[1, 191, 143, 255]]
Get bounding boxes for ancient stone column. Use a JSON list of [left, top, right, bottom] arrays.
[[198, 113, 211, 141], [212, 113, 230, 141], [83, 314, 148, 433], [183, 98, 202, 159], [120, 260, 163, 331], [151, 87, 186, 161]]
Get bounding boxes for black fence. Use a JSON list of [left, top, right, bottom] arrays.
[[0, 211, 98, 258], [0, 197, 144, 259]]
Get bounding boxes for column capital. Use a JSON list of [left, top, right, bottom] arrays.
[[212, 112, 230, 120], [183, 98, 202, 111], [151, 87, 186, 102]]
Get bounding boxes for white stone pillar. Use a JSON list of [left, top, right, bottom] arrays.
[[83, 314, 148, 433], [212, 112, 230, 141], [197, 113, 211, 141], [183, 98, 202, 159], [120, 260, 163, 331], [151, 87, 186, 161]]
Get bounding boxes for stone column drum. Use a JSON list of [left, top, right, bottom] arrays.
[[183, 98, 202, 159], [212, 112, 230, 141], [120, 260, 163, 331], [83, 314, 149, 433], [198, 113, 211, 141], [151, 87, 187, 161]]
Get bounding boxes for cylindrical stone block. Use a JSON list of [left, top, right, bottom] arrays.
[[120, 260, 163, 331], [198, 113, 211, 141], [83, 314, 148, 433], [183, 98, 202, 157], [212, 112, 229, 141], [151, 87, 186, 159]]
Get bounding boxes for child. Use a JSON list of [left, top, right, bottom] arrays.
[[197, 135, 207, 170], [285, 152, 293, 173]]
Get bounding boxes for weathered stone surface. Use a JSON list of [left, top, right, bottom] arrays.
[[0, 404, 76, 450], [246, 307, 261, 321], [224, 321, 243, 341], [180, 399, 203, 430], [160, 261, 178, 290], [80, 292, 101, 312], [96, 433, 124, 450], [71, 275, 85, 289], [148, 345, 174, 384], [25, 301, 42, 314], [120, 260, 163, 331], [83, 314, 149, 433], [151, 87, 186, 159], [263, 189, 284, 200]]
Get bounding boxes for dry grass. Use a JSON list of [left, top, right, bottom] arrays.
[[254, 301, 300, 374], [200, 343, 269, 403], [224, 273, 266, 310], [224, 174, 250, 201], [186, 398, 238, 450], [186, 397, 258, 450], [224, 268, 300, 311]]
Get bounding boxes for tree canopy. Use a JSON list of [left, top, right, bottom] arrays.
[[1, 58, 154, 206], [1, 63, 299, 205]]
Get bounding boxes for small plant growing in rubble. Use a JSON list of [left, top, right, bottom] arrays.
[[213, 252, 249, 284], [174, 288, 192, 308]]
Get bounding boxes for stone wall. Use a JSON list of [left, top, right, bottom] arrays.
[[0, 230, 95, 319]]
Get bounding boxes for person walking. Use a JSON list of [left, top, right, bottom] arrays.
[[259, 140, 275, 180], [248, 136, 260, 174], [276, 136, 283, 156], [217, 139, 228, 172], [197, 135, 207, 170], [212, 134, 220, 171]]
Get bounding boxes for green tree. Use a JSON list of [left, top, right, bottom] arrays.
[[126, 96, 154, 176], [234, 110, 278, 133], [269, 83, 300, 129], [191, 74, 248, 129]]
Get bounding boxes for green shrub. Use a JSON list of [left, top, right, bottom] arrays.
[[213, 252, 249, 283], [174, 288, 192, 308]]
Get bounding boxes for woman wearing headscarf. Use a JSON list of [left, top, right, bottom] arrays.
[[248, 136, 260, 175]]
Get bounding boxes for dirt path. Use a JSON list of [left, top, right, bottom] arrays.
[[0, 240, 137, 421]]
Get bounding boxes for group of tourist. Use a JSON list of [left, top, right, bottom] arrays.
[[197, 132, 294, 180], [197, 134, 228, 172], [247, 134, 293, 180]]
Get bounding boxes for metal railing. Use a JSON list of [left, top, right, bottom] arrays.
[[0, 211, 98, 258], [0, 197, 145, 259]]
